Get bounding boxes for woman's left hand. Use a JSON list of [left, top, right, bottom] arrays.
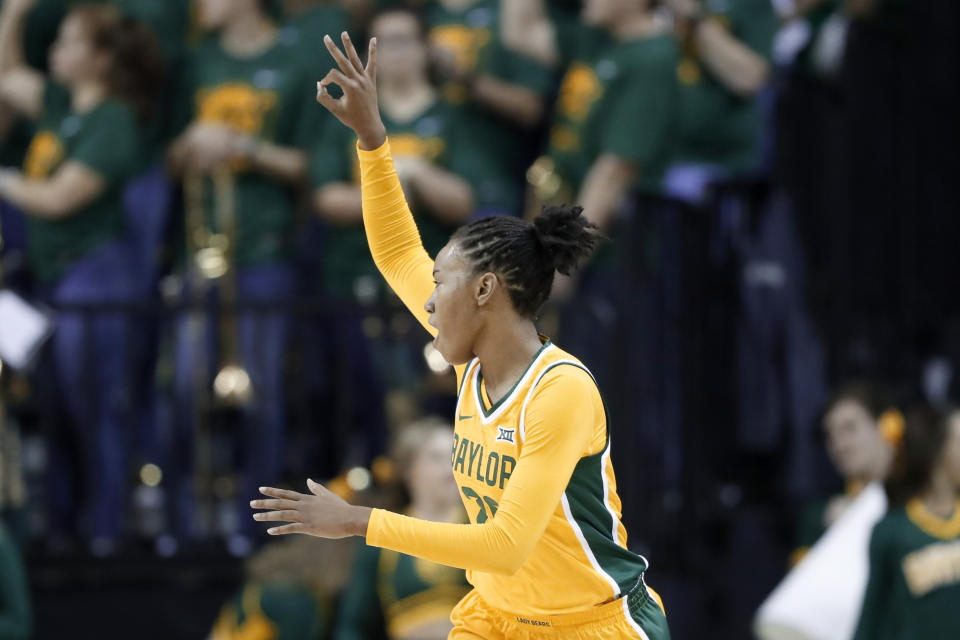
[[251, 480, 372, 538]]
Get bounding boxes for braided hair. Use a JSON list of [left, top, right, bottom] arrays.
[[451, 205, 604, 318]]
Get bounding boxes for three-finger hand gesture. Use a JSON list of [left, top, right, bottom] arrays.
[[251, 479, 371, 539], [317, 32, 386, 151]]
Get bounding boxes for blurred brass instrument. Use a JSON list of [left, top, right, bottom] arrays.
[[184, 168, 253, 408]]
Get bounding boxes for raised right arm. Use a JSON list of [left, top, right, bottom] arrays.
[[358, 138, 436, 338], [0, 0, 44, 118], [317, 32, 467, 380]]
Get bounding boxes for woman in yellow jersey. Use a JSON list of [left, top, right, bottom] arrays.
[[251, 32, 671, 640]]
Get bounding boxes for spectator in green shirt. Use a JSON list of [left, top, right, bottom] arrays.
[[165, 0, 318, 556], [792, 381, 897, 567], [51, 1, 193, 287], [0, 0, 163, 553], [504, 0, 679, 239], [853, 404, 960, 640], [662, 0, 776, 202], [426, 0, 553, 216], [306, 6, 474, 472]]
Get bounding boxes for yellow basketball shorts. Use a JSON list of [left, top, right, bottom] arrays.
[[449, 581, 670, 639]]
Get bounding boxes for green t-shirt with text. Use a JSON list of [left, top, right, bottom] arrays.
[[178, 35, 321, 266], [426, 0, 553, 215], [852, 501, 960, 640], [22, 83, 139, 282], [548, 32, 680, 195]]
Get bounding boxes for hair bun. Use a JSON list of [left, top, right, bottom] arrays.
[[531, 205, 603, 276]]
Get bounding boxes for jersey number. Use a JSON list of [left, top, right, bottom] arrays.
[[461, 486, 499, 523]]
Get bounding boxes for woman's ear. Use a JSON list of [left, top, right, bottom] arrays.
[[475, 272, 498, 307]]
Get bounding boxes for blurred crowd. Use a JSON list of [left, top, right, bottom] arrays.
[[0, 0, 958, 638]]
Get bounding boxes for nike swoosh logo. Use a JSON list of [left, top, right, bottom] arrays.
[[458, 415, 474, 420]]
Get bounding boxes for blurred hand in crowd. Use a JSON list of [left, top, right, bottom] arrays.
[[181, 122, 239, 173], [393, 153, 426, 199], [429, 43, 471, 86]]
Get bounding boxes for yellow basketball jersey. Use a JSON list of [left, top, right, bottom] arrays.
[[451, 341, 648, 615]]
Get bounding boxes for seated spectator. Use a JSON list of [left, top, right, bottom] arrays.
[[333, 419, 470, 640], [662, 0, 777, 202], [852, 404, 960, 640], [427, 0, 553, 216], [164, 0, 320, 556], [791, 381, 898, 566], [0, 521, 30, 639], [0, 0, 163, 555], [210, 536, 353, 640]]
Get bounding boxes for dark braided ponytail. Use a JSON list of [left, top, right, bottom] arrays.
[[451, 205, 604, 318], [73, 5, 165, 123]]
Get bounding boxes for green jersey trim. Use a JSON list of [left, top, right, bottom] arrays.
[[563, 441, 648, 597], [906, 499, 960, 540], [520, 359, 647, 595]]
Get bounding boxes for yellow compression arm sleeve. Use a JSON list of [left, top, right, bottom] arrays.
[[366, 367, 599, 575], [359, 139, 438, 337], [359, 138, 467, 384]]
